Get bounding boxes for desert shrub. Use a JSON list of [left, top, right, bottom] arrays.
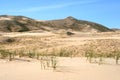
[[40, 56, 47, 70], [51, 56, 58, 70], [27, 50, 35, 58], [5, 38, 15, 43], [105, 53, 114, 58], [18, 50, 25, 58], [39, 49, 58, 70], [36, 53, 40, 60], [97, 54, 104, 65], [0, 37, 16, 44], [66, 31, 74, 36], [113, 51, 120, 64], [115, 53, 119, 64], [85, 49, 95, 63], [58, 48, 71, 57], [0, 49, 8, 59], [8, 52, 14, 61], [85, 39, 120, 65], [0, 49, 15, 61], [59, 48, 67, 57]]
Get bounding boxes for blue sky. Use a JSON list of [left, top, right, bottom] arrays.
[[0, 0, 120, 28]]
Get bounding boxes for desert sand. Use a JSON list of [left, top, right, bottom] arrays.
[[0, 31, 120, 80], [0, 57, 120, 80]]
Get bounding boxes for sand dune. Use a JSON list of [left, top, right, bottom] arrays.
[[0, 57, 120, 80], [0, 32, 120, 80]]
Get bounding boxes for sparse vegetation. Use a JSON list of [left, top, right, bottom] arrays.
[[51, 56, 57, 70], [114, 51, 120, 64], [84, 39, 120, 65], [0, 31, 120, 69], [85, 49, 94, 63], [0, 49, 8, 59], [27, 50, 35, 58], [0, 48, 15, 61]]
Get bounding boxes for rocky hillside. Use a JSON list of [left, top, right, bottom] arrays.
[[0, 15, 113, 32], [43, 16, 112, 32], [0, 15, 42, 32]]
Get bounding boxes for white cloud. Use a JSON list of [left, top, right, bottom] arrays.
[[1, 0, 100, 13], [22, 0, 99, 12]]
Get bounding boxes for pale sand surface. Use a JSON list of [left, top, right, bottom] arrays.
[[0, 32, 120, 80], [1, 32, 55, 37], [0, 57, 120, 80]]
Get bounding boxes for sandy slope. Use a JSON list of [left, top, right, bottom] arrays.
[[0, 57, 120, 80], [1, 32, 120, 52], [0, 32, 120, 80]]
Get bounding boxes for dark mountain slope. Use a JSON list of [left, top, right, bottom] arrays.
[[43, 16, 112, 32], [0, 15, 113, 32]]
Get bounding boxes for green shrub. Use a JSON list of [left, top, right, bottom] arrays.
[[0, 49, 8, 59], [27, 50, 35, 58], [85, 49, 95, 63], [114, 52, 120, 64], [0, 49, 14, 61], [58, 48, 73, 57], [51, 56, 57, 70]]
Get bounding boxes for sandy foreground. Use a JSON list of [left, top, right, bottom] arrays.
[[0, 32, 120, 80], [0, 57, 120, 80]]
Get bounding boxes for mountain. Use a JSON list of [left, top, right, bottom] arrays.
[[0, 15, 113, 32], [42, 16, 112, 32], [0, 15, 40, 32], [111, 28, 120, 32]]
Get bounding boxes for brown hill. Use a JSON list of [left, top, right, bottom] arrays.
[[0, 15, 113, 32], [43, 16, 112, 32], [0, 15, 43, 32]]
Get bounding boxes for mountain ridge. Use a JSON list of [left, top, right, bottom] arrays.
[[0, 15, 113, 32]]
